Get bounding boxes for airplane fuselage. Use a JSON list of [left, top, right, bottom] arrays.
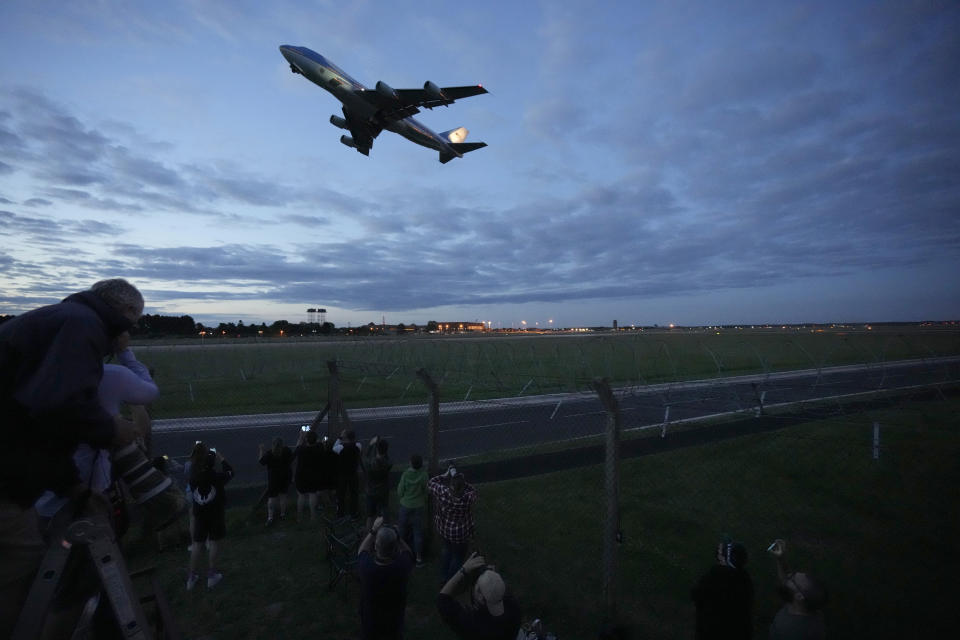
[[279, 45, 457, 156]]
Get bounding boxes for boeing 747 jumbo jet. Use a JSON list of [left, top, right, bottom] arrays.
[[279, 45, 488, 163]]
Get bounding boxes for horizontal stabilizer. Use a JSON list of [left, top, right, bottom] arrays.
[[439, 142, 487, 164], [451, 142, 487, 153]]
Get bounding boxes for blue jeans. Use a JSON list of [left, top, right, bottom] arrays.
[[440, 538, 469, 584], [397, 505, 423, 559]]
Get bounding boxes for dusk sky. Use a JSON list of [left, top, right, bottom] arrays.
[[1, 1, 958, 328]]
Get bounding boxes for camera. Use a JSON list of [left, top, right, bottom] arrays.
[[111, 442, 184, 529]]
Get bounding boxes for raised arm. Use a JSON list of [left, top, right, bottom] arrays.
[[358, 516, 384, 556], [768, 539, 789, 582]]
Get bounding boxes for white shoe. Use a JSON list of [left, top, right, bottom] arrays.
[[207, 571, 223, 589]]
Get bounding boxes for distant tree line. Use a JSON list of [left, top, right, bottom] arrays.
[[126, 314, 339, 338], [0, 312, 453, 338], [196, 319, 337, 338], [133, 314, 197, 336]]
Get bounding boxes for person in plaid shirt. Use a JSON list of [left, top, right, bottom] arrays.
[[428, 463, 477, 582]]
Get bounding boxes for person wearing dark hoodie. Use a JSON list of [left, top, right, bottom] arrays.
[[691, 540, 754, 640], [363, 436, 393, 531], [259, 437, 293, 526], [187, 444, 234, 590], [397, 454, 428, 565], [0, 278, 144, 637]]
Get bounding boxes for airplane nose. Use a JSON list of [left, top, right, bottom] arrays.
[[279, 45, 300, 72]]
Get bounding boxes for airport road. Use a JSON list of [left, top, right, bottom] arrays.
[[152, 357, 960, 487]]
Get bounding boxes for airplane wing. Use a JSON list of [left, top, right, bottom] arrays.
[[342, 108, 382, 154], [359, 83, 488, 121]]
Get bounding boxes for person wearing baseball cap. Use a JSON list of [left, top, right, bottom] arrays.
[[437, 552, 521, 639]]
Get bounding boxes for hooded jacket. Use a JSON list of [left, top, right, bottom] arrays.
[[397, 466, 428, 509], [0, 291, 132, 507]]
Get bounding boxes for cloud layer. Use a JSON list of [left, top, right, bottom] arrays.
[[1, 1, 958, 324]]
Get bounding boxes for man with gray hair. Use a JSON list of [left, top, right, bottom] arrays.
[[357, 515, 415, 639], [0, 278, 144, 636]]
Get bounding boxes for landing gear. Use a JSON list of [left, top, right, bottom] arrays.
[[289, 64, 300, 74]]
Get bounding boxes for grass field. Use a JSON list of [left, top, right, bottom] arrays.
[[134, 327, 960, 419], [124, 393, 960, 639]]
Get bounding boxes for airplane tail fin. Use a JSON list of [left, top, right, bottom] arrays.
[[439, 142, 487, 164]]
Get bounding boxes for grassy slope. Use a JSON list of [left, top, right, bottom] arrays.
[[136, 329, 960, 418], [127, 395, 960, 638]]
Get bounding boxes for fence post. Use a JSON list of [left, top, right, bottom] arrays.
[[327, 360, 353, 439], [592, 377, 621, 624], [417, 368, 440, 475], [873, 421, 880, 460]]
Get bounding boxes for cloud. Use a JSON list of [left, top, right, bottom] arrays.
[[0, 209, 120, 243], [280, 214, 330, 228], [0, 87, 369, 218], [1, 2, 958, 323]]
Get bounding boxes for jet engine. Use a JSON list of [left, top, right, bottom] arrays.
[[442, 127, 469, 144], [340, 135, 357, 149], [424, 81, 447, 101], [330, 115, 348, 130], [375, 80, 398, 100]]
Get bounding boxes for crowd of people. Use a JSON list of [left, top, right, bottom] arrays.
[[239, 423, 518, 639], [0, 278, 830, 639]]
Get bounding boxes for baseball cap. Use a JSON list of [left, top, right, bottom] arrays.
[[475, 570, 506, 616]]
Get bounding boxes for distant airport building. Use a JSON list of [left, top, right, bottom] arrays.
[[438, 322, 485, 332]]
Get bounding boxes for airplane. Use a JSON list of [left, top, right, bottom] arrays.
[[279, 45, 488, 163]]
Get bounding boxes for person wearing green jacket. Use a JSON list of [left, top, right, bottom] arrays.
[[396, 454, 428, 565]]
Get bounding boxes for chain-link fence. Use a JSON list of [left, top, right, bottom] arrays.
[[143, 331, 959, 637]]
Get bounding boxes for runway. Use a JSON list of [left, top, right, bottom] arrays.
[[152, 356, 960, 487]]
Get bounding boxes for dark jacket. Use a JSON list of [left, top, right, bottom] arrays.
[[190, 456, 234, 513], [0, 292, 132, 506], [363, 444, 392, 498], [691, 564, 754, 640], [437, 591, 522, 640]]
